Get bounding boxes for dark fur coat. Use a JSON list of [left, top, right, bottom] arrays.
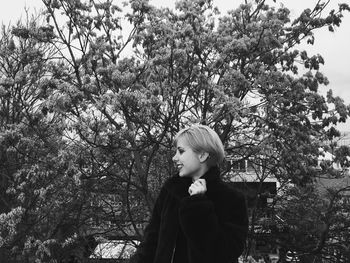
[[130, 166, 248, 263]]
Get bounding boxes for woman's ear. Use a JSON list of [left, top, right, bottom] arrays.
[[199, 152, 209, 163]]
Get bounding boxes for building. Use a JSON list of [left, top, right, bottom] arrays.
[[338, 131, 350, 147]]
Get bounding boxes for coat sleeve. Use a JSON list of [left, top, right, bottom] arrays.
[[129, 188, 164, 263], [178, 189, 248, 262]]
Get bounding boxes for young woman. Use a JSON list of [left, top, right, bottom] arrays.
[[130, 124, 248, 263]]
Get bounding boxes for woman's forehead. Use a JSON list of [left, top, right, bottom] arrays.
[[175, 136, 190, 147]]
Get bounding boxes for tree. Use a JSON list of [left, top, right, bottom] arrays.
[[0, 14, 98, 262], [2, 0, 349, 261]]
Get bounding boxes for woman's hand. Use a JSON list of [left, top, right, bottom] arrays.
[[188, 179, 207, 196]]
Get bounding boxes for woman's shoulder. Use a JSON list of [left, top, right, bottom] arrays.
[[161, 175, 179, 192], [161, 175, 192, 199], [164, 174, 179, 185]]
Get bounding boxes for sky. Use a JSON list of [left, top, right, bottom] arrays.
[[1, 0, 350, 131]]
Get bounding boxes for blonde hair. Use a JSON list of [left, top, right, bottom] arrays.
[[174, 124, 225, 167]]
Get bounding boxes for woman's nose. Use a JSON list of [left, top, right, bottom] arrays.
[[172, 153, 177, 162]]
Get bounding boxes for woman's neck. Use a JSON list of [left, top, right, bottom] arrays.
[[192, 165, 209, 182]]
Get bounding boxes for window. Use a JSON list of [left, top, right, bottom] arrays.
[[231, 159, 246, 172]]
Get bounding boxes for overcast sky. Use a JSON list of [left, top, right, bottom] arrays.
[[2, 0, 350, 131]]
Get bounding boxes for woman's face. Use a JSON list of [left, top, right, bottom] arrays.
[[172, 136, 204, 180]]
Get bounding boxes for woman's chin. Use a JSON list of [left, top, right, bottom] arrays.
[[179, 171, 188, 177]]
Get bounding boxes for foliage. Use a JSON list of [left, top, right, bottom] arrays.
[[272, 181, 350, 262], [0, 15, 95, 262], [0, 0, 349, 261]]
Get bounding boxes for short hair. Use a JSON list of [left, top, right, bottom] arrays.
[[174, 124, 225, 167]]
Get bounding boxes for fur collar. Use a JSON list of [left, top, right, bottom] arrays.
[[164, 166, 221, 201]]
